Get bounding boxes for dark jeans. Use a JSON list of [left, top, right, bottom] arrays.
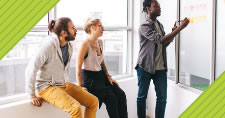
[[82, 69, 128, 118], [136, 67, 167, 118], [89, 83, 128, 118]]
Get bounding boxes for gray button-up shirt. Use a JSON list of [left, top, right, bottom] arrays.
[[135, 17, 167, 74]]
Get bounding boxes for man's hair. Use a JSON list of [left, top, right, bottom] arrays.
[[143, 0, 153, 13], [48, 17, 72, 36], [84, 18, 100, 34]]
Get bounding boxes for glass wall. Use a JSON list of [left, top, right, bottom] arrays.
[[216, 0, 225, 78], [179, 0, 212, 90], [158, 0, 177, 81]]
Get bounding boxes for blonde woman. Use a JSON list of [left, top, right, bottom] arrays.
[[76, 18, 128, 118]]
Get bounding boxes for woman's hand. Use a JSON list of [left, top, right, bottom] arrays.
[[107, 73, 120, 87], [112, 79, 119, 87], [107, 74, 113, 85], [31, 97, 43, 107]]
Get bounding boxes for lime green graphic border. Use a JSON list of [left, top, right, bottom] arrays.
[[180, 71, 225, 118], [0, 0, 60, 60]]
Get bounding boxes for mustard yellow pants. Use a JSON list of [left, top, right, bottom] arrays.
[[39, 82, 98, 118]]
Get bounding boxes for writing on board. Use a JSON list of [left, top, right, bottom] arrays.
[[188, 16, 207, 24]]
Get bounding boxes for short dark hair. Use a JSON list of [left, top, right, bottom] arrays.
[[48, 17, 72, 36], [143, 0, 153, 13]]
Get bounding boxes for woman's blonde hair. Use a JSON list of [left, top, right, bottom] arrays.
[[84, 18, 101, 34]]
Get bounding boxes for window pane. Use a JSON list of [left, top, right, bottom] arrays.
[[216, 0, 225, 78], [2, 32, 49, 59], [0, 32, 49, 98], [101, 31, 128, 75], [158, 0, 177, 81], [56, 0, 127, 27], [0, 30, 128, 98], [179, 0, 212, 90]]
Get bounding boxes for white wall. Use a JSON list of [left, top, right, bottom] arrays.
[[0, 78, 138, 118]]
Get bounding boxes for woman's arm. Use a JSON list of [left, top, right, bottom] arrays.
[[101, 60, 110, 78], [99, 40, 111, 81], [101, 60, 119, 86], [76, 41, 88, 86], [99, 40, 119, 86]]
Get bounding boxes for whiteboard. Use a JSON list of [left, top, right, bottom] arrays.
[[179, 0, 213, 79]]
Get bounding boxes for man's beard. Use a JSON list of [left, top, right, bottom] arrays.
[[65, 31, 75, 41]]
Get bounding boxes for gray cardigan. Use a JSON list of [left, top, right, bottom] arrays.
[[135, 17, 167, 74], [25, 34, 73, 98]]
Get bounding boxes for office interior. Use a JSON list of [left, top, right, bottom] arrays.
[[0, 0, 225, 118]]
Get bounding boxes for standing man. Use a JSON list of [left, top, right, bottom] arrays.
[[135, 0, 189, 118], [25, 17, 98, 118]]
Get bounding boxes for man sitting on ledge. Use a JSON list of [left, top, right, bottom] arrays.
[[25, 17, 98, 118]]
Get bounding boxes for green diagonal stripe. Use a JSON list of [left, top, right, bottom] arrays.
[[0, 0, 60, 60], [179, 71, 225, 118]]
